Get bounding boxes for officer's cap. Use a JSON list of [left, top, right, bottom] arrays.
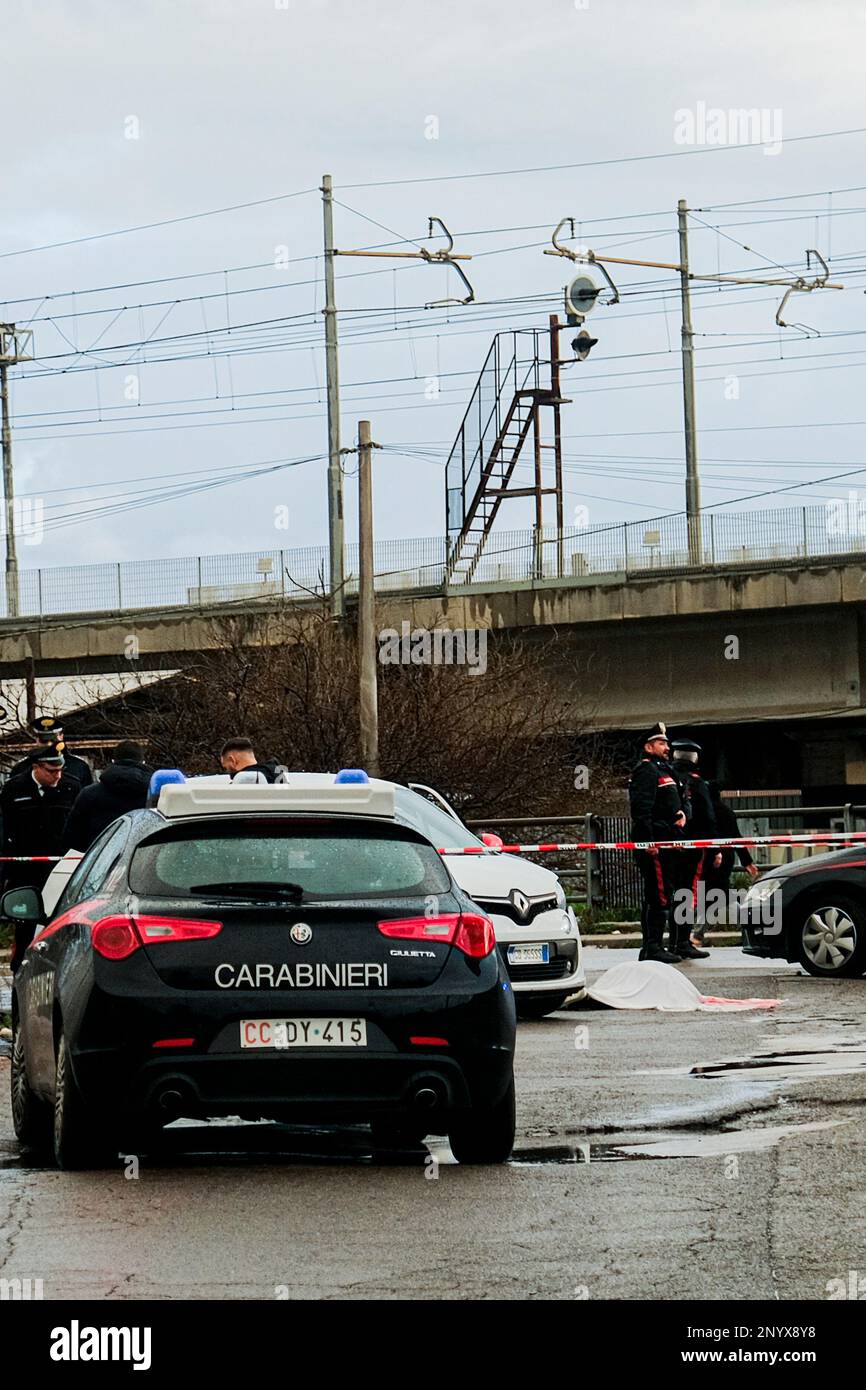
[[640, 721, 669, 745], [32, 716, 63, 742], [30, 746, 65, 767], [671, 739, 701, 755]]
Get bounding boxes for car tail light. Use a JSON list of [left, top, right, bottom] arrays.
[[135, 916, 223, 944], [377, 912, 495, 959], [91, 915, 222, 960], [91, 915, 143, 961], [453, 912, 496, 959], [377, 913, 460, 942], [152, 1038, 196, 1049]]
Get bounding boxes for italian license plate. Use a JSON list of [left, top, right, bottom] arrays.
[[507, 943, 550, 965], [240, 1018, 367, 1049]]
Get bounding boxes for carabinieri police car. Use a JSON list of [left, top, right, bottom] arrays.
[[7, 770, 517, 1169]]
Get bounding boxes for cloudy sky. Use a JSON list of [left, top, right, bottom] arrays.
[[4, 0, 866, 582]]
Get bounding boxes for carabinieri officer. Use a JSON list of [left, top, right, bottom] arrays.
[[628, 722, 686, 963]]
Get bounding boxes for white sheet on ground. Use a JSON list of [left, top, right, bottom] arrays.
[[586, 960, 780, 1012]]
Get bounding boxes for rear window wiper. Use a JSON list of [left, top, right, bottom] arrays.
[[188, 881, 306, 902]]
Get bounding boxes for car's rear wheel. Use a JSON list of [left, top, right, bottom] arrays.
[[516, 992, 570, 1020], [795, 895, 866, 977], [53, 1032, 114, 1170], [448, 1078, 515, 1164], [11, 1024, 52, 1152]]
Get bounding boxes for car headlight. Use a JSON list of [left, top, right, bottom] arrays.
[[745, 877, 781, 905], [554, 882, 568, 911]]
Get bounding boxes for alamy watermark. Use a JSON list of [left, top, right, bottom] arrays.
[[377, 622, 487, 675], [0, 498, 44, 545], [827, 491, 866, 538], [826, 1270, 866, 1299], [674, 102, 783, 156], [0, 1277, 43, 1299], [672, 881, 780, 928]]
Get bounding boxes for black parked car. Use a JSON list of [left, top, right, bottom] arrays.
[[7, 777, 516, 1169], [741, 845, 866, 977]]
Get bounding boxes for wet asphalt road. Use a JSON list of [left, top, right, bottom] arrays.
[[1, 951, 865, 1301]]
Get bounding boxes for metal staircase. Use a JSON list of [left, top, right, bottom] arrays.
[[445, 316, 569, 585]]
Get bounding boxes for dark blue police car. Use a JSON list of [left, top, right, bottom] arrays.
[[7, 772, 516, 1169]]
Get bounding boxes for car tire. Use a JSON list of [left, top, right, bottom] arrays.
[[448, 1077, 516, 1165], [53, 1032, 114, 1170], [516, 993, 570, 1020], [10, 1024, 52, 1152], [794, 894, 866, 978]]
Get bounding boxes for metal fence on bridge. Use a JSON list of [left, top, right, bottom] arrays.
[[3, 501, 866, 620]]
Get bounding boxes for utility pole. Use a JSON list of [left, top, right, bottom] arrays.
[[677, 200, 701, 564], [0, 324, 34, 620], [544, 209, 842, 566], [321, 175, 345, 618], [24, 655, 37, 725], [357, 419, 379, 776]]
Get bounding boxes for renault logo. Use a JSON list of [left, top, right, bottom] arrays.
[[290, 923, 313, 945], [509, 890, 531, 920]]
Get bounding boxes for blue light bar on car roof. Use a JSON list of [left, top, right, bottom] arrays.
[[147, 769, 186, 807], [334, 769, 369, 784]]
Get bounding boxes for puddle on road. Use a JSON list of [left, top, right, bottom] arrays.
[[640, 1033, 866, 1084], [508, 1118, 849, 1164], [599, 1118, 847, 1160], [688, 1034, 866, 1083]]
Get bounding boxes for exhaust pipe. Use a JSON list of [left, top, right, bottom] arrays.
[[413, 1085, 441, 1110], [157, 1087, 187, 1119]]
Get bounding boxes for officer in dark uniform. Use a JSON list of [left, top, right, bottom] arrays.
[[628, 722, 686, 963], [9, 717, 93, 790], [1, 747, 79, 969], [696, 781, 760, 942], [669, 739, 713, 959]]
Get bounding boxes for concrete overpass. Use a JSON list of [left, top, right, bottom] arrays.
[[1, 551, 864, 735]]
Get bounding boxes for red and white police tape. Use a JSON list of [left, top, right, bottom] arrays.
[[2, 830, 866, 863], [0, 855, 64, 862], [436, 830, 866, 855]]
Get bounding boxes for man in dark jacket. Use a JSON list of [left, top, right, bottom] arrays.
[[63, 742, 152, 852], [669, 739, 714, 958], [694, 782, 760, 940], [1, 747, 79, 968], [9, 717, 94, 790], [219, 737, 278, 783], [628, 722, 688, 964]]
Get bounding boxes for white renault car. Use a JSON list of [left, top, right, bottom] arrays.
[[394, 780, 584, 1018], [40, 772, 584, 1020]]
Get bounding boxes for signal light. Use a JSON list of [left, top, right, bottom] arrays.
[[571, 329, 599, 361], [565, 273, 601, 318]]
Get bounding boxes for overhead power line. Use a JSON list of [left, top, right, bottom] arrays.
[[339, 124, 866, 189], [0, 187, 319, 262]]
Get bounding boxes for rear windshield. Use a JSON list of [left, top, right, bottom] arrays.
[[393, 787, 484, 851], [129, 821, 451, 901]]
